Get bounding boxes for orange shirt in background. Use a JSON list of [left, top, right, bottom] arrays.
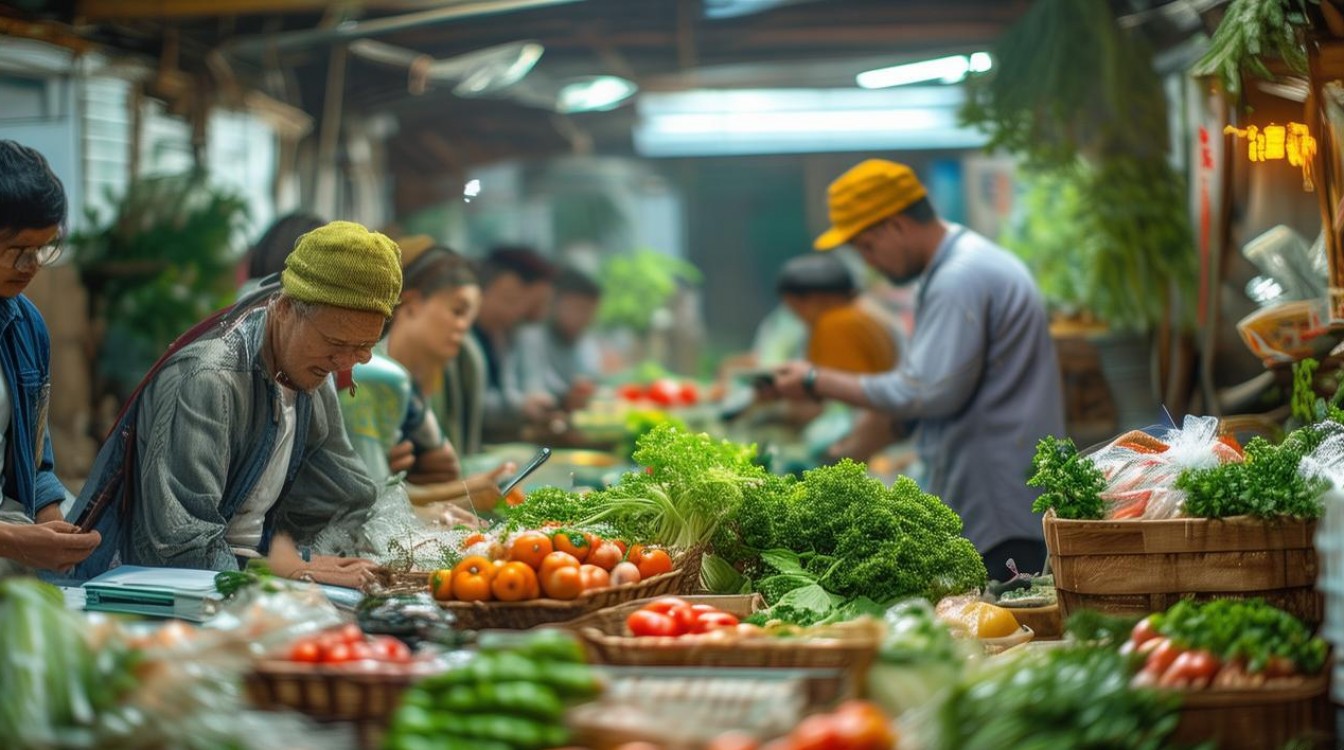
[[807, 302, 898, 374]]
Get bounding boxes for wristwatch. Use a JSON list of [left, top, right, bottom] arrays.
[[802, 367, 820, 400]]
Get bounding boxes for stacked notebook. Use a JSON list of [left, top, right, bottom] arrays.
[[81, 565, 224, 622]]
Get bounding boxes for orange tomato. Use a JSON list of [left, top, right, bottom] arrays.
[[451, 555, 495, 601], [610, 538, 629, 556], [588, 542, 623, 571], [542, 565, 584, 600], [492, 561, 540, 602], [831, 701, 896, 750], [510, 532, 553, 569], [578, 564, 611, 591], [460, 532, 486, 549], [626, 543, 645, 566], [552, 531, 590, 563], [637, 548, 674, 579], [539, 550, 582, 580], [429, 568, 454, 601], [584, 532, 603, 552]]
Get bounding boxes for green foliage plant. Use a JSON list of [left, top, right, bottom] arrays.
[[596, 249, 701, 333]]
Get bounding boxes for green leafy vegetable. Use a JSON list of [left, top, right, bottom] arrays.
[[582, 424, 768, 550], [1175, 425, 1331, 519], [1029, 435, 1106, 520], [1191, 0, 1317, 96], [924, 644, 1182, 750]]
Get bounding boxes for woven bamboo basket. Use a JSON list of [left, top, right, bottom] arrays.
[[244, 660, 434, 749], [1043, 512, 1322, 627], [1168, 675, 1334, 750], [377, 548, 704, 630], [575, 593, 881, 699]]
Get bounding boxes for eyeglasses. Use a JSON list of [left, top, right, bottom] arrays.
[[1, 242, 62, 271]]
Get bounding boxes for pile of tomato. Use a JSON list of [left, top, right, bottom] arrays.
[[285, 623, 413, 665], [617, 378, 699, 407], [430, 530, 675, 603], [625, 597, 746, 638]]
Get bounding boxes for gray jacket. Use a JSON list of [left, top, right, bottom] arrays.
[[860, 225, 1065, 554], [71, 303, 377, 575]]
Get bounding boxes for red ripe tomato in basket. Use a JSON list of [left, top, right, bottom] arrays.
[[618, 383, 645, 402], [627, 610, 681, 637], [646, 378, 682, 407]]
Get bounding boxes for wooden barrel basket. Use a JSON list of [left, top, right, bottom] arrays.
[[1043, 512, 1322, 627]]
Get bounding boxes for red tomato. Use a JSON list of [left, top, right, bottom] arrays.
[[790, 714, 843, 750], [373, 636, 412, 663], [678, 383, 699, 405], [348, 641, 376, 662], [692, 611, 741, 633], [627, 610, 681, 637], [618, 384, 645, 402], [643, 597, 696, 634], [335, 623, 364, 644], [1142, 638, 1179, 677], [646, 379, 681, 406], [323, 642, 353, 663], [1129, 616, 1159, 648], [288, 639, 321, 663]]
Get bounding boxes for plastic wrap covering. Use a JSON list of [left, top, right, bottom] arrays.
[[1088, 416, 1242, 520], [0, 577, 354, 750]]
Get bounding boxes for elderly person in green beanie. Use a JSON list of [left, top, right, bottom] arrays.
[[69, 221, 401, 586]]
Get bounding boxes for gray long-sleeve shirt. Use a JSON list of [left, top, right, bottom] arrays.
[[860, 224, 1065, 553]]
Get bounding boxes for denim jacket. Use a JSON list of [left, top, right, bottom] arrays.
[[70, 304, 377, 576], [0, 295, 66, 516]]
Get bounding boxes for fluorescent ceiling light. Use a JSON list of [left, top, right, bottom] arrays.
[[556, 75, 638, 113], [634, 87, 988, 157], [856, 52, 992, 89]]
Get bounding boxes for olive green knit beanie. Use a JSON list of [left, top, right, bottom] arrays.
[[281, 221, 403, 317]]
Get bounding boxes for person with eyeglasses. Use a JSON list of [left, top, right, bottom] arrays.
[[0, 140, 103, 575], [68, 221, 402, 586]]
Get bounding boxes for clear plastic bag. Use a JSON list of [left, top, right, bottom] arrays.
[[1088, 415, 1243, 520]]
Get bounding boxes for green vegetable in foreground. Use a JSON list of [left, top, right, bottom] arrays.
[[922, 644, 1182, 750]]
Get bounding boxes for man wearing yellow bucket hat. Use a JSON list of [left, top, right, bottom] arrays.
[[70, 221, 402, 586], [772, 159, 1065, 580]]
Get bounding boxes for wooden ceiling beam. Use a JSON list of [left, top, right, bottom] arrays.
[[76, 0, 341, 21]]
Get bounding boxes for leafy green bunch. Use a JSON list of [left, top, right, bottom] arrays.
[[1150, 598, 1327, 675], [580, 424, 769, 550], [718, 460, 987, 612], [927, 644, 1182, 750], [1029, 435, 1106, 520], [1175, 425, 1331, 519], [1192, 0, 1318, 96]]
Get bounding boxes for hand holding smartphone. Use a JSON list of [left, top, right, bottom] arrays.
[[497, 447, 552, 497]]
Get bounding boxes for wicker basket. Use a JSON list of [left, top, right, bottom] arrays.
[[244, 660, 424, 721], [575, 593, 881, 699], [378, 549, 704, 630], [1043, 512, 1322, 627], [1169, 675, 1334, 750]]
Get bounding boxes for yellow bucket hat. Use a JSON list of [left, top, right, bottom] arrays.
[[281, 221, 403, 317], [813, 159, 927, 251]]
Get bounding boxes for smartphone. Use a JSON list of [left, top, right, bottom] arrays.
[[498, 447, 552, 497]]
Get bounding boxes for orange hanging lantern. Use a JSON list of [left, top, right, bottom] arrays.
[[1223, 122, 1317, 191]]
